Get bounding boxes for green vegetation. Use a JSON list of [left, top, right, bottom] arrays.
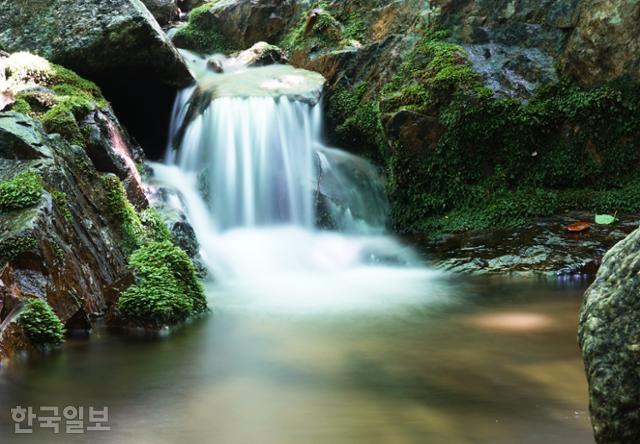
[[51, 191, 72, 222], [117, 241, 207, 326], [280, 6, 343, 51], [5, 52, 107, 144], [0, 171, 43, 211], [333, 30, 640, 234], [172, 2, 233, 53], [0, 235, 37, 261], [18, 298, 65, 346], [102, 174, 145, 253], [328, 81, 386, 159]]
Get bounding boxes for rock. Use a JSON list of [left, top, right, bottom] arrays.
[[140, 0, 179, 26], [236, 42, 288, 67], [422, 212, 639, 277], [579, 226, 640, 443], [180, 0, 300, 49], [0, 0, 192, 87], [563, 0, 640, 86], [206, 58, 224, 73]]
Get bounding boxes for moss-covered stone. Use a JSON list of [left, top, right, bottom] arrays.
[[0, 170, 43, 211], [117, 240, 207, 326], [172, 2, 233, 53], [367, 31, 640, 234], [51, 190, 72, 222], [18, 298, 65, 346], [5, 52, 107, 144]]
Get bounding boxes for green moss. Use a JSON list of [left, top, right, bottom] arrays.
[[0, 171, 43, 211], [51, 191, 72, 222], [0, 235, 37, 262], [11, 96, 32, 114], [4, 53, 107, 143], [102, 174, 145, 253], [368, 30, 640, 233], [117, 241, 207, 326], [140, 208, 173, 244], [18, 298, 65, 346], [172, 1, 233, 53], [328, 81, 387, 158], [280, 5, 342, 51]]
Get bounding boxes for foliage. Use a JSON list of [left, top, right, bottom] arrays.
[[19, 298, 65, 346], [0, 235, 37, 262], [117, 241, 207, 325], [51, 191, 72, 222], [140, 208, 173, 243], [101, 174, 145, 253], [0, 171, 43, 211], [327, 81, 386, 159], [375, 31, 640, 233]]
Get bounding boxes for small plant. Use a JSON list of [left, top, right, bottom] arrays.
[[19, 298, 65, 345], [101, 174, 145, 253], [51, 190, 72, 222], [118, 241, 207, 325], [0, 171, 43, 211], [0, 235, 38, 261]]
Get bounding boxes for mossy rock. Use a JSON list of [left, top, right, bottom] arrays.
[[0, 170, 43, 211], [18, 298, 66, 346]]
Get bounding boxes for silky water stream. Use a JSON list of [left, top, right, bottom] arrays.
[[0, 51, 593, 443]]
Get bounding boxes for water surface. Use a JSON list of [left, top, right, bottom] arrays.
[[0, 277, 593, 443]]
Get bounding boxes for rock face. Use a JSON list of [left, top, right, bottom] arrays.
[[0, 0, 192, 87], [141, 0, 179, 26], [564, 0, 640, 86], [0, 111, 133, 355], [579, 227, 640, 443]]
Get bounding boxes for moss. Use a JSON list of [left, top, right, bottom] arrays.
[[0, 235, 38, 262], [280, 5, 343, 51], [51, 191, 72, 222], [140, 208, 173, 244], [101, 174, 145, 253], [328, 81, 387, 159], [0, 171, 43, 211], [4, 52, 107, 143], [41, 96, 94, 146], [172, 1, 233, 53], [117, 241, 207, 326], [365, 29, 640, 234], [18, 298, 65, 346]]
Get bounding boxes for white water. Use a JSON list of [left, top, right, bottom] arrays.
[[153, 58, 443, 313]]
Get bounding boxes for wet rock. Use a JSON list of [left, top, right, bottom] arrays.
[[579, 225, 640, 443], [140, 0, 179, 26], [419, 212, 639, 278], [206, 58, 224, 73], [0, 0, 192, 87], [236, 42, 288, 67], [563, 0, 640, 86], [182, 0, 300, 49]]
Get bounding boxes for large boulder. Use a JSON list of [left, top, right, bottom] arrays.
[[563, 0, 640, 86], [0, 0, 192, 87], [579, 227, 640, 443]]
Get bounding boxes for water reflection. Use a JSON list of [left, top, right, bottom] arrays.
[[0, 278, 592, 444]]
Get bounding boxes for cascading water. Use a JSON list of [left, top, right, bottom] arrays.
[[152, 51, 442, 312]]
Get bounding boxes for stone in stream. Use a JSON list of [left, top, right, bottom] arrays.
[[579, 227, 640, 443]]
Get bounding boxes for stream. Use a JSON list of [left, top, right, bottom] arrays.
[[0, 277, 592, 443]]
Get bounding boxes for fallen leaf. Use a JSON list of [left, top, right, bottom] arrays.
[[566, 221, 591, 232], [595, 214, 618, 225]]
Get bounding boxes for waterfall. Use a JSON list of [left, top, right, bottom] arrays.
[[151, 57, 440, 312]]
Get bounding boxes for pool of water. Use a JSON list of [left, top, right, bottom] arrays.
[[0, 276, 593, 443]]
